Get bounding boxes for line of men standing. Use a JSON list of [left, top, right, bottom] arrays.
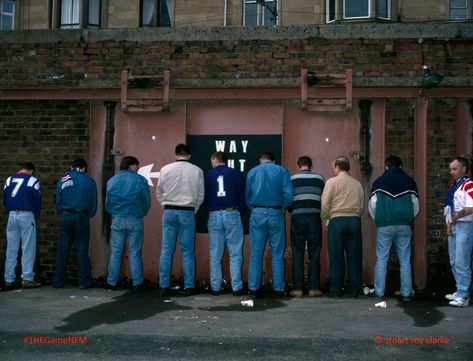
[[3, 147, 470, 306]]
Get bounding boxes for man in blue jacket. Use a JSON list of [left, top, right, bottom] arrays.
[[53, 158, 97, 289], [369, 156, 419, 301], [246, 152, 293, 298], [3, 162, 42, 289], [105, 156, 151, 291]]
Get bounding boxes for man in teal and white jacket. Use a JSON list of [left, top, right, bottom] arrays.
[[369, 156, 419, 301]]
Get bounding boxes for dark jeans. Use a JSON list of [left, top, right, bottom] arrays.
[[328, 216, 362, 295], [291, 214, 322, 290], [53, 212, 92, 288]]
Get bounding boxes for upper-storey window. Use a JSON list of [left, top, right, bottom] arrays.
[[0, 0, 15, 30], [450, 0, 468, 19], [59, 0, 100, 29], [141, 0, 172, 27], [244, 0, 278, 26], [326, 0, 391, 22]]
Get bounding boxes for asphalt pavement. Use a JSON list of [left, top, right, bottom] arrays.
[[0, 286, 472, 360]]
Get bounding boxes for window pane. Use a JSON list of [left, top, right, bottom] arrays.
[[262, 0, 277, 26], [244, 1, 257, 26], [141, 0, 154, 26], [61, 0, 80, 28], [3, 1, 14, 13], [327, 0, 335, 22], [1, 14, 13, 30], [450, 8, 467, 19], [344, 0, 369, 18], [377, 0, 389, 19], [159, 0, 171, 26], [88, 0, 101, 27], [451, 0, 467, 7]]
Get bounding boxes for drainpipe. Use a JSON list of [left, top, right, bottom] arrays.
[[359, 100, 373, 176]]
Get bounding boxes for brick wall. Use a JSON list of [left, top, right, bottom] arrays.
[[0, 100, 90, 284]]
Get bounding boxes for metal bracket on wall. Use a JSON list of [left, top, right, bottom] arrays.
[[120, 70, 170, 112], [300, 68, 352, 112]]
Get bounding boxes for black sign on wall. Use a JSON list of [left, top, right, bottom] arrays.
[[187, 135, 282, 234]]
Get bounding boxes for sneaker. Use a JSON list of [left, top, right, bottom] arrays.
[[274, 290, 287, 299], [21, 280, 42, 289], [4, 281, 15, 290], [158, 287, 170, 296], [105, 283, 117, 291], [290, 290, 303, 298], [248, 289, 258, 299], [308, 289, 323, 297], [209, 289, 220, 296], [402, 294, 414, 302], [178, 288, 195, 296], [449, 297, 469, 307], [445, 292, 458, 301], [232, 289, 246, 296]]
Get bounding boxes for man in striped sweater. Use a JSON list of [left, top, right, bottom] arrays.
[[288, 156, 325, 297]]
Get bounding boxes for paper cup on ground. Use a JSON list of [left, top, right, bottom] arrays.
[[241, 299, 254, 307], [375, 300, 387, 308]]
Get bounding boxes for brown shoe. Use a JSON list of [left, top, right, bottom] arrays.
[[290, 290, 303, 298], [21, 280, 42, 289], [308, 289, 323, 297]]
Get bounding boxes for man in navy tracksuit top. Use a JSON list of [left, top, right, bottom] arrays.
[[204, 151, 247, 296], [369, 156, 419, 301], [3, 162, 42, 289], [53, 158, 97, 289]]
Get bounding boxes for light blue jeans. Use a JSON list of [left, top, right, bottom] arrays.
[[374, 225, 413, 298], [107, 216, 144, 286], [208, 209, 244, 292], [4, 210, 37, 282], [159, 209, 196, 289], [248, 208, 286, 292], [448, 221, 473, 299]]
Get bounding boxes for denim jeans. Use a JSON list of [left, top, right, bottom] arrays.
[[4, 210, 37, 282], [328, 216, 362, 295], [448, 221, 473, 299], [107, 216, 144, 286], [53, 212, 92, 288], [290, 214, 322, 290], [159, 209, 196, 289], [374, 225, 413, 298], [248, 208, 286, 292], [208, 209, 244, 292]]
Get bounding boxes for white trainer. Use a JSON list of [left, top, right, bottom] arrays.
[[449, 297, 469, 307], [445, 292, 458, 301]]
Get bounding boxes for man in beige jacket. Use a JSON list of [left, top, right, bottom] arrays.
[[321, 156, 364, 298]]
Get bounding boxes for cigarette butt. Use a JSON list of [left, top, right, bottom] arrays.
[[375, 300, 387, 308]]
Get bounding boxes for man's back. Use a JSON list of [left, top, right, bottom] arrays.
[[290, 170, 324, 216]]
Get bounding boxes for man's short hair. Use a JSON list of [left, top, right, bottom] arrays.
[[20, 162, 35, 172], [260, 152, 275, 161], [453, 156, 470, 173], [297, 156, 312, 168], [334, 156, 350, 171], [212, 151, 228, 164], [72, 158, 88, 170], [120, 156, 140, 170], [175, 143, 192, 157], [385, 155, 402, 168]]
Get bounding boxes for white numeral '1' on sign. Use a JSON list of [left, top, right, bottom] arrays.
[[217, 175, 226, 197]]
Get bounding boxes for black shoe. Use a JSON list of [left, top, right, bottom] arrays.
[[105, 283, 117, 291], [232, 289, 246, 296], [248, 289, 258, 298], [209, 289, 220, 296], [401, 294, 414, 302], [349, 293, 358, 299], [4, 281, 16, 290], [274, 290, 287, 299], [326, 292, 342, 298], [178, 288, 195, 296], [52, 283, 64, 289], [79, 283, 93, 290], [158, 287, 170, 296], [131, 284, 144, 293]]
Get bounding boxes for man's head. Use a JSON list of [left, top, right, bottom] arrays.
[[260, 152, 275, 164], [450, 157, 470, 180], [385, 155, 402, 169], [71, 158, 88, 173], [297, 156, 312, 170], [120, 156, 140, 172], [211, 151, 227, 168], [332, 156, 350, 176], [175, 143, 192, 160], [19, 162, 35, 175]]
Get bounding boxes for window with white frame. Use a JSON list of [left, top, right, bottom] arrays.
[[60, 0, 80, 28], [0, 0, 15, 30], [59, 0, 101, 29], [326, 0, 391, 22], [244, 0, 278, 26], [141, 0, 172, 27], [450, 0, 468, 19]]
